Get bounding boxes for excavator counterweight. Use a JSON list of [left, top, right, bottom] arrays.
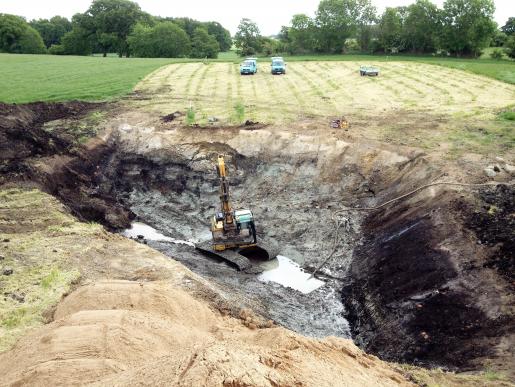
[[195, 155, 276, 273]]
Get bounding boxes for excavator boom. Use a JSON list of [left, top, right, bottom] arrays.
[[216, 155, 233, 225]]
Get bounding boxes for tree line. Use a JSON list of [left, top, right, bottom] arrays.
[[0, 0, 230, 58], [235, 0, 515, 58]]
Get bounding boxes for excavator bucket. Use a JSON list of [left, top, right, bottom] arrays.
[[195, 241, 277, 274]]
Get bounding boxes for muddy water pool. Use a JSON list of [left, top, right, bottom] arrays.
[[122, 221, 349, 338]]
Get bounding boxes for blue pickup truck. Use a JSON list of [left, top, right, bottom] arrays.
[[271, 57, 286, 75], [240, 58, 257, 75]]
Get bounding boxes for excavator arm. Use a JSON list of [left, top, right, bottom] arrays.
[[217, 155, 234, 226]]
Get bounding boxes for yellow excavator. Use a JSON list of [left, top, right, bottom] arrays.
[[195, 155, 275, 272]]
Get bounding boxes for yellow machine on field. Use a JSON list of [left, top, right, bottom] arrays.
[[331, 116, 349, 129], [196, 155, 275, 272]]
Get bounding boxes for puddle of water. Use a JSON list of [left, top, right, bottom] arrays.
[[258, 255, 325, 294], [122, 222, 195, 247]]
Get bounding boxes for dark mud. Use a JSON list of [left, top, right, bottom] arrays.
[[0, 102, 91, 171], [343, 185, 515, 371], [466, 185, 515, 282], [0, 102, 133, 229]]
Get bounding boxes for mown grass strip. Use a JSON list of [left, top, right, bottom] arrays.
[[266, 54, 515, 84]]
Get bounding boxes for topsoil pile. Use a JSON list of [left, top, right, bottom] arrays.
[[0, 280, 411, 386]]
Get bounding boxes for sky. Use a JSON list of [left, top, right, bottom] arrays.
[[1, 0, 513, 36]]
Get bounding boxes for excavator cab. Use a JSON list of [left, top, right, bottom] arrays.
[[234, 210, 257, 242], [196, 155, 276, 272]]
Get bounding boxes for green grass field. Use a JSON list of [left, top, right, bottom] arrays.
[[0, 54, 188, 103], [1, 52, 514, 103]]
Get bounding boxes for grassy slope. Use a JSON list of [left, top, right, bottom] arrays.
[[0, 54, 186, 103], [0, 52, 513, 103]]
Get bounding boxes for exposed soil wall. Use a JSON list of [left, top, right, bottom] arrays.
[[343, 184, 514, 372], [0, 102, 133, 229]]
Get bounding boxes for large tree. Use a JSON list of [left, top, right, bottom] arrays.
[[158, 17, 230, 52], [205, 21, 231, 52], [128, 21, 190, 58], [501, 17, 515, 36], [403, 0, 441, 53], [0, 14, 46, 54], [289, 14, 317, 53], [354, 0, 377, 51], [441, 0, 496, 57], [190, 27, 220, 58], [315, 0, 376, 53], [234, 18, 261, 56], [378, 7, 407, 52], [170, 17, 203, 37], [30, 16, 71, 48], [76, 0, 143, 57]]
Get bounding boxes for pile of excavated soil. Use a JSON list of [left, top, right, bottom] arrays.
[[0, 280, 411, 386]]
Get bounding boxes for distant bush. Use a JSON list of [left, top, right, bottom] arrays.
[[186, 107, 196, 125], [489, 48, 503, 59], [491, 31, 508, 47], [344, 38, 360, 53], [48, 44, 65, 55], [58, 28, 92, 56], [504, 36, 515, 59], [233, 101, 245, 123]]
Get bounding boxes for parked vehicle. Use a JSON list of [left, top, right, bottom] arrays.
[[359, 65, 380, 76], [240, 59, 257, 75], [271, 57, 286, 75], [247, 57, 258, 72]]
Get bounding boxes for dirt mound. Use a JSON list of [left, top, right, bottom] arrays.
[[0, 280, 411, 387]]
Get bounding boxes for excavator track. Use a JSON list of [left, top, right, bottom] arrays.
[[195, 240, 277, 274]]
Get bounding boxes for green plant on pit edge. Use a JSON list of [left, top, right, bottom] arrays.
[[499, 111, 515, 121], [234, 101, 245, 123], [186, 106, 196, 125]]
